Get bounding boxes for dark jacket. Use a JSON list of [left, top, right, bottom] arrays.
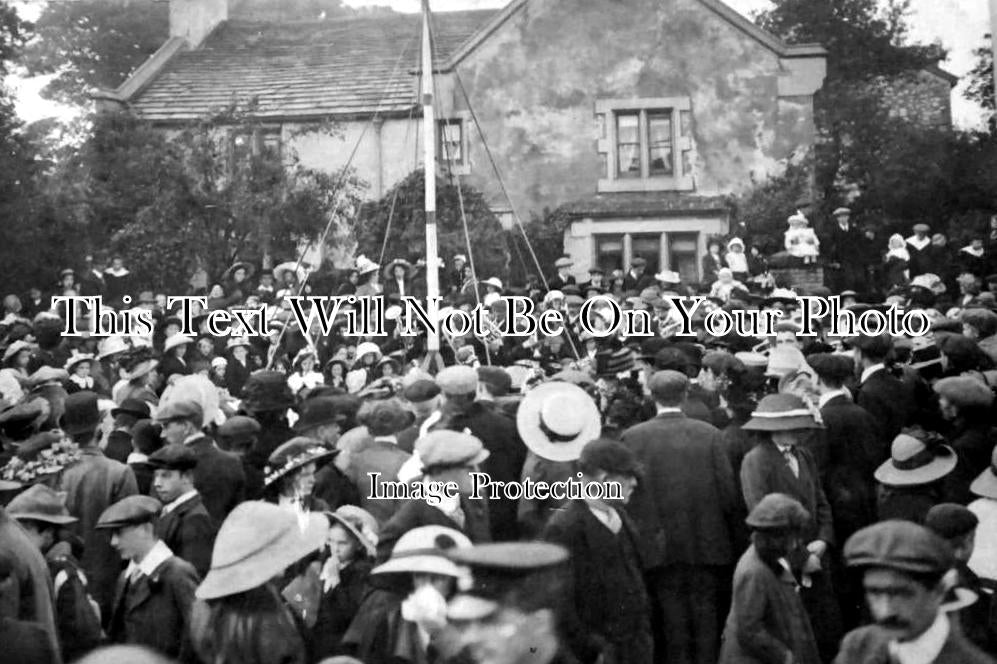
[[312, 559, 374, 659], [184, 434, 246, 524], [542, 501, 652, 664], [312, 463, 360, 512], [719, 546, 821, 664], [104, 429, 133, 464], [158, 355, 190, 382], [155, 493, 216, 578], [856, 369, 912, 453], [0, 617, 60, 664], [943, 418, 995, 505], [740, 440, 835, 546], [376, 497, 491, 564], [0, 510, 61, 659], [834, 622, 996, 664], [820, 394, 880, 541], [108, 553, 199, 663], [46, 540, 101, 662], [225, 356, 253, 398], [621, 412, 741, 569]]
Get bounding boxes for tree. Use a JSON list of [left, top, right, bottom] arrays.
[[965, 36, 994, 131], [355, 169, 510, 282]]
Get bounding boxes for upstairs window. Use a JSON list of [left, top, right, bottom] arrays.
[[438, 118, 464, 167]]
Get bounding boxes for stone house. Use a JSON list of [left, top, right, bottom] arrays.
[[100, 0, 830, 283]]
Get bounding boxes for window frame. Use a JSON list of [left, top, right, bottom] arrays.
[[437, 114, 471, 176], [595, 98, 694, 193]]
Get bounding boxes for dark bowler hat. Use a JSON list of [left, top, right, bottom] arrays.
[[147, 444, 198, 472], [477, 367, 512, 397], [59, 391, 101, 436], [446, 542, 569, 621], [746, 493, 810, 531], [844, 520, 954, 576], [111, 398, 151, 420], [95, 495, 162, 530], [925, 503, 979, 540]]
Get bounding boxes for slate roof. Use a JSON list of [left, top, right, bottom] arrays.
[[557, 192, 731, 218], [128, 10, 497, 122]]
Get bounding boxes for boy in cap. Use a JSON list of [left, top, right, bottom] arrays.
[[549, 257, 576, 292], [148, 445, 215, 578], [542, 438, 651, 664], [838, 520, 996, 663], [99, 495, 199, 663], [719, 493, 821, 664], [925, 503, 997, 653]]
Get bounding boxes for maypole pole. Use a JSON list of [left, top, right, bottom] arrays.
[[421, 0, 443, 370]]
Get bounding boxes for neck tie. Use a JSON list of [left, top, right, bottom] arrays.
[[781, 446, 800, 479]]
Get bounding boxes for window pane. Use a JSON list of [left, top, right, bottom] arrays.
[[669, 233, 699, 284], [648, 112, 673, 176], [632, 234, 661, 275], [595, 234, 624, 273], [261, 131, 282, 160], [616, 113, 641, 178], [439, 120, 463, 165]]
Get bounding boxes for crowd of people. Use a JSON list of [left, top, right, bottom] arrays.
[[1, 206, 997, 664]]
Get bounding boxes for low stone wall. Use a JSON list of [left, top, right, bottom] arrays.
[[770, 266, 824, 293]]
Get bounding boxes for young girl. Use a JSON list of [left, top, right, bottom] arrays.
[[65, 354, 95, 393], [883, 233, 911, 288], [725, 238, 750, 281], [312, 506, 379, 659], [287, 348, 325, 396], [784, 214, 820, 264]]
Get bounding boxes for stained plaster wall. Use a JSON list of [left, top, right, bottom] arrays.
[[452, 0, 822, 219]]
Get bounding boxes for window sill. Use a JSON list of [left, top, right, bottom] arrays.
[[597, 176, 694, 193]]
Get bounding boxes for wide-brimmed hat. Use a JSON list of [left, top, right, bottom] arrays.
[[875, 434, 957, 487], [196, 501, 328, 600], [226, 336, 251, 350], [480, 277, 503, 291], [516, 382, 600, 462], [27, 366, 70, 389], [554, 257, 573, 269], [264, 437, 338, 488], [6, 483, 78, 525], [62, 353, 93, 373], [96, 336, 130, 361], [326, 505, 379, 558], [741, 393, 823, 432], [765, 345, 808, 379], [355, 342, 382, 362], [222, 261, 256, 281], [291, 347, 318, 370], [372, 525, 471, 577], [382, 258, 415, 280], [970, 446, 997, 499], [2, 340, 34, 364], [163, 334, 194, 354], [354, 255, 380, 276], [654, 270, 681, 284], [273, 261, 307, 283]]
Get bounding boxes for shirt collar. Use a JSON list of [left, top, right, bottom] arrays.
[[161, 490, 198, 515], [889, 612, 949, 664], [860, 363, 885, 384], [655, 406, 683, 416], [818, 388, 848, 409], [128, 540, 173, 578], [182, 432, 203, 446]]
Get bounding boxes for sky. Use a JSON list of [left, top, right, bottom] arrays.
[[7, 0, 993, 129]]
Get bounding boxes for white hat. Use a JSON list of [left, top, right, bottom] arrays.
[[355, 255, 380, 276], [481, 277, 503, 291], [163, 334, 194, 353], [655, 270, 681, 284], [355, 342, 382, 362], [516, 381, 601, 462], [788, 214, 808, 226], [372, 525, 471, 577]]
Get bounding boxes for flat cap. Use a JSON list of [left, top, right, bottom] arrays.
[[416, 430, 489, 470], [925, 503, 979, 540], [843, 520, 954, 575], [912, 223, 930, 233], [476, 367, 512, 397], [147, 444, 198, 472], [96, 495, 162, 530], [630, 257, 646, 267], [217, 415, 261, 438], [746, 493, 811, 530], [554, 257, 573, 268], [933, 376, 994, 409], [155, 399, 204, 424], [806, 353, 854, 383], [436, 365, 478, 395], [401, 379, 441, 404]]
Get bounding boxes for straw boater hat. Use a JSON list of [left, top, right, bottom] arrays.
[[264, 437, 338, 489], [516, 381, 601, 462], [874, 433, 957, 487], [196, 501, 329, 600], [222, 261, 255, 282], [481, 277, 503, 291], [382, 258, 415, 280], [741, 393, 823, 432], [163, 334, 194, 354], [970, 446, 997, 500], [372, 525, 472, 577], [326, 505, 380, 558]]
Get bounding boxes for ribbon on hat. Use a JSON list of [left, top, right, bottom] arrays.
[[538, 418, 579, 444], [893, 445, 939, 471]]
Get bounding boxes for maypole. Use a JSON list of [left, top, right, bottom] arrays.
[[421, 0, 442, 364]]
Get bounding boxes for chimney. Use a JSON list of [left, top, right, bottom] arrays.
[[170, 0, 228, 49]]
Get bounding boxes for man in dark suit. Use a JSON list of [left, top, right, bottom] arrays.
[[852, 333, 911, 456], [156, 399, 245, 524], [621, 370, 742, 664], [99, 495, 199, 663], [836, 521, 996, 664], [148, 445, 216, 578], [622, 257, 655, 293], [824, 207, 870, 293], [548, 256, 577, 292], [375, 430, 491, 563]]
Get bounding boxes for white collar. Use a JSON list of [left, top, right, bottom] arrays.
[[906, 235, 930, 250], [888, 613, 949, 664], [775, 443, 795, 455], [126, 451, 148, 465], [587, 503, 621, 533], [961, 246, 985, 257], [182, 432, 203, 446], [818, 388, 849, 409], [373, 435, 398, 446], [161, 490, 198, 515], [838, 222, 849, 231], [860, 363, 885, 384], [104, 267, 130, 277], [655, 406, 682, 416], [127, 540, 173, 578]]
